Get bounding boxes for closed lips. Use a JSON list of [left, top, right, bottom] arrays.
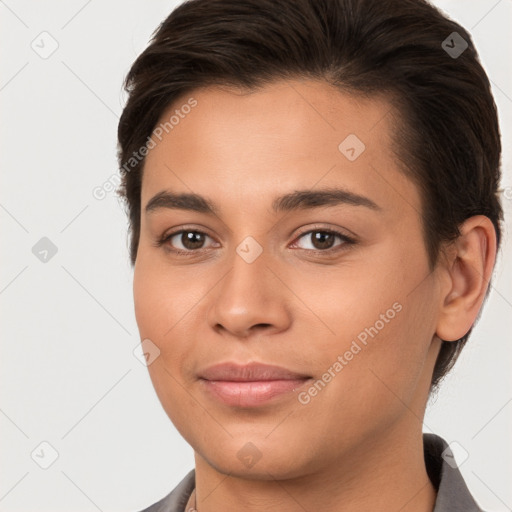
[[198, 362, 313, 408], [198, 362, 311, 381]]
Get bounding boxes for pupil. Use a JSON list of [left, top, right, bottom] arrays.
[[312, 231, 334, 249], [183, 231, 204, 249]]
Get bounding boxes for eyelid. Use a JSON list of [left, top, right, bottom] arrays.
[[153, 225, 219, 254], [160, 224, 216, 240], [289, 225, 357, 251], [292, 223, 358, 240], [156, 223, 357, 255]]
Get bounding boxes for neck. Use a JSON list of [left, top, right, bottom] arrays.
[[191, 424, 437, 512]]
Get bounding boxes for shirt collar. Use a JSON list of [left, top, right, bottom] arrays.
[[140, 433, 483, 511], [424, 433, 483, 511]]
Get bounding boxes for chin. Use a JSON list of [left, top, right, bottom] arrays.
[[194, 434, 313, 480]]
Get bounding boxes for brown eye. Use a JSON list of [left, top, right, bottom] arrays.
[[309, 231, 336, 250], [176, 231, 207, 250], [293, 229, 354, 252], [158, 229, 218, 253]]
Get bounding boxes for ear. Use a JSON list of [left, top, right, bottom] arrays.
[[436, 215, 497, 342]]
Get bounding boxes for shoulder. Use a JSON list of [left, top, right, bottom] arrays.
[[135, 469, 195, 512], [424, 433, 487, 512]]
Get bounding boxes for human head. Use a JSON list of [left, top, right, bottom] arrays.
[[117, 0, 502, 399]]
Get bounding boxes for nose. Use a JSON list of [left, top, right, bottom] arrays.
[[207, 246, 292, 339]]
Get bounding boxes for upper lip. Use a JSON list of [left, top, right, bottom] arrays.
[[199, 362, 311, 382]]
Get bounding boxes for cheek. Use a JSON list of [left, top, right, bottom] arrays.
[[133, 261, 163, 339], [132, 257, 189, 375], [132, 255, 214, 388], [284, 252, 406, 348], [133, 254, 205, 339], [132, 258, 199, 430], [296, 240, 434, 391]]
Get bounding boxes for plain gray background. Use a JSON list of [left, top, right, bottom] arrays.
[[1, 1, 511, 511]]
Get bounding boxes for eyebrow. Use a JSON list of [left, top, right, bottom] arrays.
[[144, 187, 381, 216]]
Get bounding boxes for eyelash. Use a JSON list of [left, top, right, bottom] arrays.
[[154, 225, 356, 257]]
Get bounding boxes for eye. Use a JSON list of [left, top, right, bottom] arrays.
[[155, 229, 218, 254], [154, 226, 356, 256], [291, 228, 355, 252]]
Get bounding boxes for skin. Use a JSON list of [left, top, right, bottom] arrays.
[[133, 78, 496, 512]]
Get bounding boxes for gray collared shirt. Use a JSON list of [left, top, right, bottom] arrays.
[[138, 433, 484, 512]]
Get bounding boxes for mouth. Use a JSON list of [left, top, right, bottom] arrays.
[[198, 362, 312, 407]]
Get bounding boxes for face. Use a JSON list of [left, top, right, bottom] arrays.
[[133, 79, 443, 479]]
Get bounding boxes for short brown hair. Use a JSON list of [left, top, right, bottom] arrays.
[[117, 0, 503, 390]]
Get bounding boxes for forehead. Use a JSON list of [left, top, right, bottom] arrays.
[[146, 79, 395, 158], [141, 79, 418, 217]]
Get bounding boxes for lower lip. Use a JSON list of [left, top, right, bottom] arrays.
[[200, 378, 311, 407]]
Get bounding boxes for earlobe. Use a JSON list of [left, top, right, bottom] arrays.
[[435, 215, 497, 342]]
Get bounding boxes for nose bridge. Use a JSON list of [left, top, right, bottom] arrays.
[[231, 237, 269, 295], [207, 236, 290, 336]]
